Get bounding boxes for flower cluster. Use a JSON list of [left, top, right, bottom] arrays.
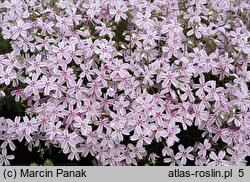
[[0, 0, 249, 166]]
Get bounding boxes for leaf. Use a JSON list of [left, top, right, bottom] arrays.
[[43, 159, 53, 166]]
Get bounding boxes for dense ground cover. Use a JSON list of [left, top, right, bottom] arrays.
[[0, 0, 249, 166]]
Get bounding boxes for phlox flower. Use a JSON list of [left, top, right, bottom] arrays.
[[208, 151, 230, 166]]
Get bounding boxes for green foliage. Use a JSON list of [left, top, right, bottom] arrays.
[[113, 20, 128, 43], [30, 159, 53, 166], [0, 87, 26, 119], [0, 31, 12, 54], [30, 162, 38, 166], [43, 159, 54, 166]]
